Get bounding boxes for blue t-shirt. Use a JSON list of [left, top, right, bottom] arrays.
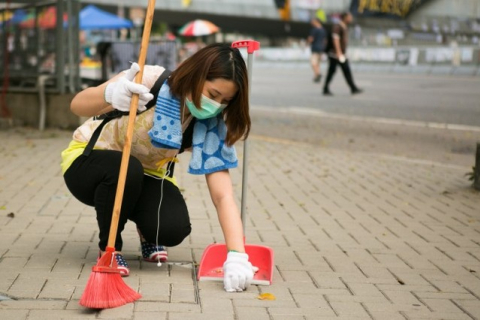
[[310, 27, 326, 53]]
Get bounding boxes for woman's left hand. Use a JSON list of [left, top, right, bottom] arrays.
[[104, 63, 153, 113], [223, 251, 254, 292]]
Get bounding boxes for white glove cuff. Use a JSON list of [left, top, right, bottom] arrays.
[[227, 251, 249, 261], [104, 82, 115, 105]]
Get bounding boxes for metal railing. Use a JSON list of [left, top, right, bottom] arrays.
[[0, 0, 80, 94]]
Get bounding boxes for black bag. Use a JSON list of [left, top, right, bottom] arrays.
[[323, 22, 334, 53]]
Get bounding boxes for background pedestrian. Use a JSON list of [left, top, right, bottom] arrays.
[[323, 12, 362, 96], [307, 17, 326, 83]]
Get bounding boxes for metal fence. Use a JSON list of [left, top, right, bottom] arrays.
[[95, 40, 177, 82], [0, 0, 80, 93]]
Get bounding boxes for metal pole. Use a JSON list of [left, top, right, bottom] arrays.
[[38, 75, 53, 131], [475, 142, 480, 191], [240, 52, 253, 233], [73, 0, 81, 91], [56, 0, 65, 93], [66, 0, 75, 93]]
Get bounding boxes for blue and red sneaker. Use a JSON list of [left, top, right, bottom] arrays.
[[97, 251, 130, 277], [114, 253, 130, 277], [141, 242, 168, 263]]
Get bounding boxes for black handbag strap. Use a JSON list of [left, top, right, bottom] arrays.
[[146, 69, 171, 109], [82, 116, 114, 156]]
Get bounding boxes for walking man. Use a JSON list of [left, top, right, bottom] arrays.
[[323, 12, 362, 96], [307, 17, 326, 83]]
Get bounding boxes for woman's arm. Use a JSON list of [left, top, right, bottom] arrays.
[[71, 63, 158, 118], [70, 73, 123, 117], [206, 169, 254, 292], [205, 170, 245, 252]]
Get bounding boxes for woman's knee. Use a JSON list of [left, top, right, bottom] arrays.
[[138, 221, 191, 247], [161, 223, 192, 247], [125, 156, 144, 185]]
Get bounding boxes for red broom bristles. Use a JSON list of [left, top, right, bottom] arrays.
[[79, 247, 141, 309]]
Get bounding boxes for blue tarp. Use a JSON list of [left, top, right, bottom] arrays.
[[80, 5, 133, 30], [11, 9, 27, 24]]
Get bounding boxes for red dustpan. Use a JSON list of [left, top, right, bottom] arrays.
[[197, 40, 274, 286]]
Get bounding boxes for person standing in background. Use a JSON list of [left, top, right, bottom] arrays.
[[307, 17, 326, 83], [323, 12, 362, 96]]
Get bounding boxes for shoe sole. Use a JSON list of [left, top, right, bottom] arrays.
[[97, 254, 130, 277], [117, 266, 130, 277], [144, 251, 168, 263]]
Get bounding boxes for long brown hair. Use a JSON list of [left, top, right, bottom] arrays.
[[168, 43, 250, 146]]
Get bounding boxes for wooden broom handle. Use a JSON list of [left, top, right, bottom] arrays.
[[107, 0, 156, 248]]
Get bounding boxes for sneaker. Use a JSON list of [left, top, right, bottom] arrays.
[[313, 75, 322, 83], [97, 251, 129, 277], [352, 88, 363, 95], [115, 253, 130, 277], [323, 89, 333, 96], [141, 242, 168, 263]]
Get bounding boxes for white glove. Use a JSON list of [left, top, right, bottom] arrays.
[[338, 54, 346, 63], [223, 252, 254, 292], [104, 62, 153, 113]]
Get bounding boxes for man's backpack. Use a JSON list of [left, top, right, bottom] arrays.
[[322, 22, 334, 53]]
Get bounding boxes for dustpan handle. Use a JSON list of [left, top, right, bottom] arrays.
[[232, 40, 260, 232]]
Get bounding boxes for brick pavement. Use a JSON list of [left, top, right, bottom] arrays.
[[0, 127, 479, 320]]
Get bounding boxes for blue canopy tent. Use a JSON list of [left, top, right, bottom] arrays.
[[0, 9, 27, 27], [80, 5, 133, 30], [11, 9, 28, 24]]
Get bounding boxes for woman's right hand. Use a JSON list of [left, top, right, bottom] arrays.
[[104, 62, 154, 113], [223, 251, 254, 292]]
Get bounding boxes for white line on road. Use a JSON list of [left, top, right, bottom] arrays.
[[251, 133, 470, 170], [252, 105, 480, 132], [352, 96, 380, 101]]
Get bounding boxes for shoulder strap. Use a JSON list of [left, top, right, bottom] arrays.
[[83, 69, 172, 156], [82, 116, 114, 156], [166, 118, 196, 178], [145, 69, 171, 109]]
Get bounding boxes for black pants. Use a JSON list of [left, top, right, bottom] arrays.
[[64, 150, 191, 251], [323, 57, 358, 92]]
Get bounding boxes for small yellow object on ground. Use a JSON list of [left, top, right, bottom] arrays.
[[257, 293, 276, 300]]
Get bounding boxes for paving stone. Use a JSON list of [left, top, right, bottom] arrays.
[[380, 290, 423, 305], [1, 127, 479, 318], [168, 312, 235, 320], [0, 310, 29, 320], [133, 311, 167, 320], [37, 278, 77, 300], [235, 306, 270, 320], [27, 309, 98, 319], [453, 299, 480, 319], [329, 301, 371, 317], [137, 282, 170, 301], [268, 306, 337, 317], [98, 303, 134, 319], [421, 298, 465, 313], [401, 310, 473, 319], [199, 297, 235, 315], [0, 300, 67, 310], [368, 312, 406, 320], [363, 301, 428, 313], [134, 301, 200, 313]]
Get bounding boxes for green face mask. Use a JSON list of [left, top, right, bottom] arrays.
[[185, 95, 227, 119]]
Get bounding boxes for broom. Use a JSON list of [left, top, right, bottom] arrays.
[[79, 0, 157, 309]]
